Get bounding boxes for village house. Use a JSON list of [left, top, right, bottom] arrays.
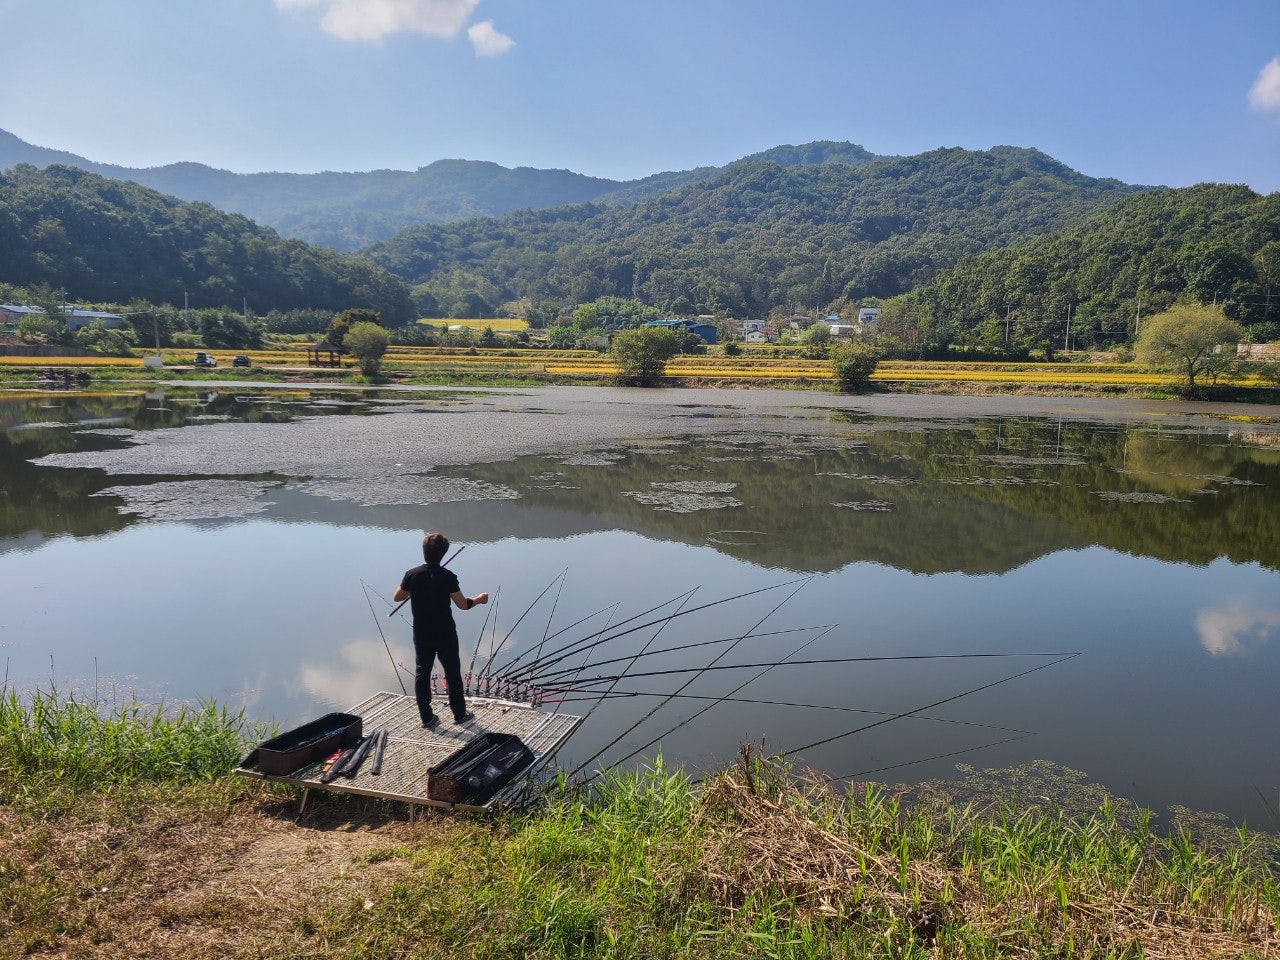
[[0, 304, 123, 332], [642, 317, 718, 344]]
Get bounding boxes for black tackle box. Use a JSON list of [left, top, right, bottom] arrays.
[[428, 732, 535, 805], [242, 712, 363, 776]]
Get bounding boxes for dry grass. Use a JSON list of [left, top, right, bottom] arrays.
[[686, 751, 1280, 958], [0, 782, 440, 959]]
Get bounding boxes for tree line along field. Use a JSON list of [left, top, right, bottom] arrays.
[[4, 342, 1257, 391]]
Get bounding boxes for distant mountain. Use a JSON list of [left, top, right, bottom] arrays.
[[0, 129, 896, 252], [364, 146, 1147, 319], [0, 128, 710, 250], [0, 164, 414, 322]]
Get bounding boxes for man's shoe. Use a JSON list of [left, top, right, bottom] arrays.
[[454, 712, 475, 725], [422, 714, 440, 730]]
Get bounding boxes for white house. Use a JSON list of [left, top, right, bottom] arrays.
[[857, 307, 880, 327], [65, 308, 123, 332], [0, 304, 123, 332]]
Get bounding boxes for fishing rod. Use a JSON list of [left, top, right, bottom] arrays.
[[557, 590, 701, 777], [569, 577, 811, 781], [781, 653, 1080, 760], [526, 570, 568, 674], [603, 609, 831, 775], [487, 599, 623, 694], [549, 650, 1080, 690], [513, 688, 1032, 735], [519, 624, 837, 685], [497, 588, 696, 682], [527, 602, 626, 768], [473, 570, 563, 686], [830, 733, 1033, 782], [387, 545, 466, 619], [505, 582, 799, 683], [503, 579, 807, 684], [475, 569, 567, 682], [360, 580, 408, 695], [466, 584, 499, 680], [545, 601, 622, 715]]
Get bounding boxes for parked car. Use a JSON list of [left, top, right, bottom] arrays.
[[193, 352, 217, 368], [232, 354, 250, 368]]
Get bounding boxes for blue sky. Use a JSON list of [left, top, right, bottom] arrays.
[[2, 0, 1279, 192]]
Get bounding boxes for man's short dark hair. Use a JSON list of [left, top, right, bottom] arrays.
[[423, 532, 449, 564]]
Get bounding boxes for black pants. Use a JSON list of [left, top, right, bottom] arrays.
[[413, 629, 466, 723]]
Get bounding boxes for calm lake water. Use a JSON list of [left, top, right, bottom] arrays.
[[2, 383, 1278, 822]]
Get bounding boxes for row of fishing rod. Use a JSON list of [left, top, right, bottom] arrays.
[[361, 571, 1078, 783]]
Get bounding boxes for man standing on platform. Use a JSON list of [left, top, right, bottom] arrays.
[[393, 533, 488, 729]]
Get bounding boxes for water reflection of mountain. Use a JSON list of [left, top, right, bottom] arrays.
[[440, 422, 1280, 574], [4, 392, 1278, 573]]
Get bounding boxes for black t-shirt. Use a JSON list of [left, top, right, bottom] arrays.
[[400, 563, 460, 636]]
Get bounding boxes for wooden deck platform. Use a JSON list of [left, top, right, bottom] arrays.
[[234, 691, 582, 812]]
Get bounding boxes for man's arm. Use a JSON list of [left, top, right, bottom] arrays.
[[451, 591, 489, 610], [394, 586, 409, 602]]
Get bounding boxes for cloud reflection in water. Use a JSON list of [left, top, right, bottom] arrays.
[[1195, 599, 1280, 657]]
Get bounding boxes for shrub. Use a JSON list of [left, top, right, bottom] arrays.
[[611, 327, 683, 386], [345, 321, 390, 376], [830, 341, 882, 393]]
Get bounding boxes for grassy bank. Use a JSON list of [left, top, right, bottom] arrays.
[[1, 691, 1278, 958]]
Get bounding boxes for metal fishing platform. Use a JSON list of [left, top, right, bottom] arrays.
[[234, 691, 582, 812]]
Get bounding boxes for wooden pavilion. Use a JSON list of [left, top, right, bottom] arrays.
[[307, 340, 345, 367]]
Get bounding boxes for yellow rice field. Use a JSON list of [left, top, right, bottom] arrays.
[[4, 346, 1273, 390]]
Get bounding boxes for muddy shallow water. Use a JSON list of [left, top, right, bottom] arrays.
[[3, 384, 1279, 822]]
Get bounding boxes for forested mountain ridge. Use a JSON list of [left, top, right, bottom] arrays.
[[913, 182, 1280, 352], [0, 164, 415, 322], [0, 128, 645, 250], [364, 147, 1147, 319], [0, 129, 902, 252]]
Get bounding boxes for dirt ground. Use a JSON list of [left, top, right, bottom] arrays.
[[1, 786, 444, 959]]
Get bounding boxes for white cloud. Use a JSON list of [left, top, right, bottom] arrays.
[[1249, 56, 1280, 112], [277, 0, 480, 42], [468, 20, 515, 57], [1194, 599, 1280, 657]]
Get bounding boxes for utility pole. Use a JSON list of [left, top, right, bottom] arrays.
[[1135, 295, 1142, 338], [1063, 303, 1072, 352], [1004, 305, 1011, 344]]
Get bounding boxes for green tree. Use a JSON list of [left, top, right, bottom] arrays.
[[327, 308, 380, 351], [345, 321, 390, 376], [830, 341, 882, 393], [1135, 303, 1244, 391], [546, 325, 579, 349], [74, 321, 137, 356], [17, 284, 70, 343], [573, 296, 660, 330], [15, 311, 60, 343], [611, 326, 682, 386], [1252, 241, 1280, 334], [199, 309, 264, 349], [801, 322, 831, 345]]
